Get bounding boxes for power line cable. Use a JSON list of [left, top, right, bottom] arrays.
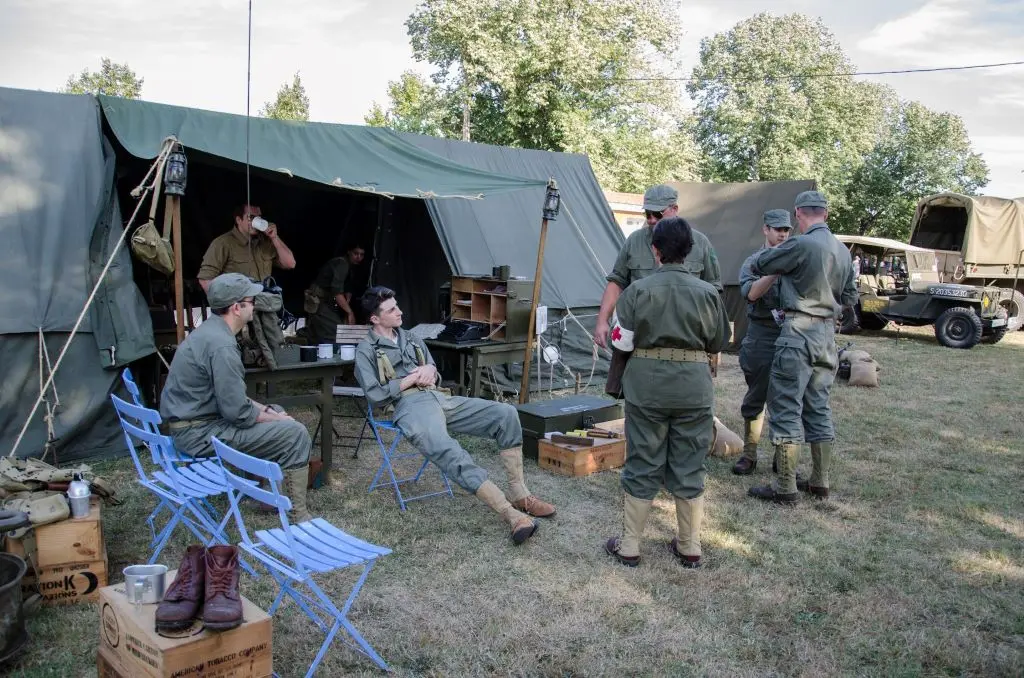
[[608, 59, 1024, 83]]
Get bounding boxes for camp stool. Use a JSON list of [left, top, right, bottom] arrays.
[[365, 401, 454, 511], [211, 436, 391, 675], [109, 395, 255, 576], [120, 368, 227, 545]]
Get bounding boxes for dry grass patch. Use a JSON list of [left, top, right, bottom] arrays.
[[7, 326, 1024, 676]]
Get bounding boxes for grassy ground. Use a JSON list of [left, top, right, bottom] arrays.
[[7, 326, 1024, 677]]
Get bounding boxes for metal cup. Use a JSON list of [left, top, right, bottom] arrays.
[[123, 564, 167, 606]]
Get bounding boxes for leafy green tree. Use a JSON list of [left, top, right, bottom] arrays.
[[260, 73, 310, 121], [365, 71, 462, 137], [838, 101, 989, 239], [62, 58, 143, 98], [369, 0, 698, 191], [687, 13, 885, 215]]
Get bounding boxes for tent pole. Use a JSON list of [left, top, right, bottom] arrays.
[[171, 196, 185, 344], [519, 217, 549, 404]]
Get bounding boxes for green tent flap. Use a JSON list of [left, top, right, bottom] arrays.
[[98, 95, 546, 199]]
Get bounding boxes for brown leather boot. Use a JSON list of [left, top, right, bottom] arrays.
[[155, 545, 206, 631], [202, 546, 243, 630], [475, 480, 538, 544]]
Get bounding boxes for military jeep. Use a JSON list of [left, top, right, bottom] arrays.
[[837, 235, 1008, 349]]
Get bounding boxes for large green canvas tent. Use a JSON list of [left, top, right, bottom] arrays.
[[2, 88, 622, 461]]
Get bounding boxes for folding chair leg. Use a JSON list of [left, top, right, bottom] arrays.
[[306, 573, 389, 673], [148, 504, 185, 564]]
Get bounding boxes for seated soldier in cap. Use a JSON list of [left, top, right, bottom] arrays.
[[160, 273, 313, 522], [353, 286, 555, 544]]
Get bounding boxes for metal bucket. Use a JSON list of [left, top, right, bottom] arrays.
[[0, 553, 28, 665]]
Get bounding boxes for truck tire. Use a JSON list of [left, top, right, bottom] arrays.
[[859, 312, 889, 331], [997, 289, 1024, 331], [981, 308, 1008, 344], [935, 307, 983, 349]]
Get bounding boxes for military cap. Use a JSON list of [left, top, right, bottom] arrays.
[[763, 209, 792, 229], [207, 273, 263, 309], [794, 190, 829, 209], [643, 184, 678, 212]]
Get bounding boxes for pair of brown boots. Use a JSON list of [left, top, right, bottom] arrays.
[[155, 545, 242, 632]]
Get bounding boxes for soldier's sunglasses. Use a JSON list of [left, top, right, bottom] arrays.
[[645, 209, 665, 220]]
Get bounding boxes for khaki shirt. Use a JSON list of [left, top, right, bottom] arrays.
[[753, 223, 858, 319], [739, 246, 783, 322], [197, 228, 278, 282], [614, 264, 731, 409], [159, 316, 258, 427], [354, 328, 436, 410], [607, 226, 723, 293]]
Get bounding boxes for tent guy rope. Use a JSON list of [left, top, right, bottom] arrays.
[[7, 138, 177, 459]]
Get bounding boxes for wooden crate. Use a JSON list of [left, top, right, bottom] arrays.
[[6, 497, 104, 567], [335, 324, 370, 344], [538, 419, 627, 477], [98, 572, 272, 678], [21, 548, 108, 606]]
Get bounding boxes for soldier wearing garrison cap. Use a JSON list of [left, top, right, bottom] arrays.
[[160, 273, 313, 522], [747, 191, 858, 504], [595, 184, 723, 351], [732, 209, 793, 476]]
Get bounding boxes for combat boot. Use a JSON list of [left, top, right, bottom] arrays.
[[202, 546, 242, 630], [605, 493, 653, 567], [670, 494, 704, 568], [500, 447, 556, 518], [796, 442, 831, 498], [749, 444, 799, 504], [732, 414, 764, 475], [156, 545, 206, 631], [282, 466, 313, 523], [476, 480, 538, 544]]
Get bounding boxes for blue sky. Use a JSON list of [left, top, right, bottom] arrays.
[[2, 0, 1021, 196]]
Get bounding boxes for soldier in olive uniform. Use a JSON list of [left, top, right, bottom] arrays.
[[594, 184, 722, 349], [197, 204, 297, 292], [160, 273, 313, 522], [353, 286, 556, 544], [605, 217, 731, 568], [307, 244, 366, 344], [732, 210, 793, 475], [748, 192, 858, 503]]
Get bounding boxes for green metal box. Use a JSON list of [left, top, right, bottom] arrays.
[[516, 395, 624, 459]]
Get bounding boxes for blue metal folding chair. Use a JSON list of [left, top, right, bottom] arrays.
[[109, 395, 255, 575], [119, 368, 230, 545], [365, 402, 454, 511], [211, 436, 392, 675]]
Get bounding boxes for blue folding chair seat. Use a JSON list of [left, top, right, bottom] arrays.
[[120, 368, 231, 546], [110, 394, 255, 576], [211, 436, 391, 675], [365, 402, 454, 511]]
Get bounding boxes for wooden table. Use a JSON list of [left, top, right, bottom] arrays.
[[424, 338, 529, 398], [244, 346, 353, 485]]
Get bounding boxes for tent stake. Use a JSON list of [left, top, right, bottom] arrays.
[[519, 216, 549, 404], [171, 196, 186, 344]]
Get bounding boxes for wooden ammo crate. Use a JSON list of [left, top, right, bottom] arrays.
[[538, 419, 627, 477], [22, 549, 108, 606], [6, 497, 104, 567]]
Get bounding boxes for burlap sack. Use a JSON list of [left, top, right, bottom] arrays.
[[710, 417, 744, 458], [849, 360, 880, 387], [845, 349, 872, 363]]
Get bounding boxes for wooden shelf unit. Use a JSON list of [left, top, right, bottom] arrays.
[[449, 275, 533, 342]]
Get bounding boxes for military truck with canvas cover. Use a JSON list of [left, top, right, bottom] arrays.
[[838, 235, 1009, 349], [908, 192, 1024, 331]]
